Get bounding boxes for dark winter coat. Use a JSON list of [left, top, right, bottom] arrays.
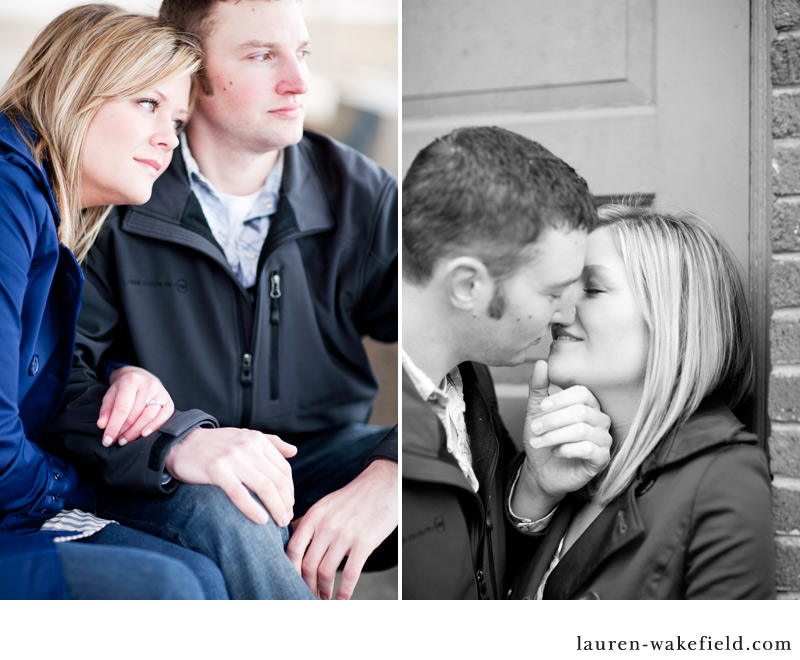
[[43, 130, 397, 494], [402, 362, 538, 599], [509, 400, 776, 600]]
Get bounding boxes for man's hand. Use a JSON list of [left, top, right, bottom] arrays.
[[165, 427, 297, 526], [512, 360, 612, 519], [286, 459, 397, 601], [99, 366, 176, 447]]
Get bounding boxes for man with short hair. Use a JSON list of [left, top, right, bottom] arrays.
[[46, 0, 397, 600], [402, 126, 611, 599]]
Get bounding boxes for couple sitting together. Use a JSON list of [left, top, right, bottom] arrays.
[[1, 0, 397, 600], [401, 126, 775, 600]]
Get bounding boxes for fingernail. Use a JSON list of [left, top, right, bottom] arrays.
[[531, 420, 543, 434], [541, 399, 553, 411], [102, 436, 113, 447], [320, 592, 329, 601], [118, 438, 127, 447], [142, 428, 151, 437]]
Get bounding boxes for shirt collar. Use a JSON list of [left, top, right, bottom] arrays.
[[401, 349, 461, 408], [179, 133, 284, 215]]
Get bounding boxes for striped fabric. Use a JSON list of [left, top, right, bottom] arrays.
[[39, 509, 116, 543]]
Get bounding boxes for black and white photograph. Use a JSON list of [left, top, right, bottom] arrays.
[[401, 0, 793, 605]]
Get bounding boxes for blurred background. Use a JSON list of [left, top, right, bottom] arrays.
[[0, 0, 398, 600]]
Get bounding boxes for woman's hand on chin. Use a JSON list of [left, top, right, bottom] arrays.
[[519, 360, 612, 503]]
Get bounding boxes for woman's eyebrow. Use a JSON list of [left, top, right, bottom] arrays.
[[583, 264, 615, 277]]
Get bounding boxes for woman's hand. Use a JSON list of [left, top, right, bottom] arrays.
[[98, 366, 175, 447], [514, 360, 612, 518]]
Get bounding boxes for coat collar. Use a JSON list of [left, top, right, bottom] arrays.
[[132, 131, 334, 235], [639, 398, 757, 480], [540, 486, 645, 599], [0, 113, 61, 224], [402, 362, 501, 492]]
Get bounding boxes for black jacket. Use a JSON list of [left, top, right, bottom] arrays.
[[509, 400, 775, 600], [43, 131, 397, 494], [402, 362, 538, 599]]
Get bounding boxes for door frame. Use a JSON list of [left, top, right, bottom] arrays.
[[750, 0, 771, 447]]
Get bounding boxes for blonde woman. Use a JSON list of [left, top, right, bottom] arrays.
[[0, 4, 227, 599], [510, 205, 775, 599]]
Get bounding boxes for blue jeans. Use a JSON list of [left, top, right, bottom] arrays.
[[97, 484, 313, 600], [97, 423, 395, 598], [288, 423, 398, 571], [58, 523, 228, 599]]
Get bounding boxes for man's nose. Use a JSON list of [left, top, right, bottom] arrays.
[[552, 285, 576, 326], [276, 56, 309, 96]]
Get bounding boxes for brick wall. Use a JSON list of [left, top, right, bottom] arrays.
[[771, 0, 800, 598]]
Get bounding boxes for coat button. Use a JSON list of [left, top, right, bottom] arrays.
[[29, 355, 39, 376], [54, 473, 61, 481], [617, 510, 628, 534]]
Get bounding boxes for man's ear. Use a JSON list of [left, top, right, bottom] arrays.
[[443, 256, 493, 312]]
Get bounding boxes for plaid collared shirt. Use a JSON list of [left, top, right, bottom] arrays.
[[181, 134, 283, 288], [402, 350, 479, 491]]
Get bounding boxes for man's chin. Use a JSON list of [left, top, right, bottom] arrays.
[[486, 351, 528, 368]]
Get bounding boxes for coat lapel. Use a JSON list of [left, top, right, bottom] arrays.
[[544, 487, 646, 599], [509, 497, 576, 599], [460, 363, 499, 490]]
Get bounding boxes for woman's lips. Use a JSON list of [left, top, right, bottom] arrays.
[[552, 329, 582, 342], [135, 158, 161, 175]]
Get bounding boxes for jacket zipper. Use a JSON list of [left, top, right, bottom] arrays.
[[484, 447, 500, 599], [269, 271, 281, 400], [237, 289, 254, 427], [407, 441, 501, 599], [472, 495, 491, 599]]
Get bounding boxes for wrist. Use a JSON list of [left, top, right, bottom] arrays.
[[361, 458, 398, 487], [165, 427, 197, 475], [513, 460, 563, 519]]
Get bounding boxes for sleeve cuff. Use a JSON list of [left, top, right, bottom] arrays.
[[365, 424, 398, 466], [145, 409, 218, 493], [507, 464, 557, 535]]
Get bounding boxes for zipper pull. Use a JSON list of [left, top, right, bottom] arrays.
[[270, 272, 281, 324], [476, 570, 488, 596], [241, 352, 253, 385]]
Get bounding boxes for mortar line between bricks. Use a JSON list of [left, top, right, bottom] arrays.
[[774, 86, 800, 94], [773, 307, 800, 319], [775, 29, 800, 39], [773, 421, 800, 432], [773, 194, 800, 202], [772, 364, 800, 376], [772, 252, 800, 262], [771, 474, 800, 488], [773, 137, 800, 147]]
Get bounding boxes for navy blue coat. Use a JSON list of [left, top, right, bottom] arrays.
[[0, 113, 96, 598]]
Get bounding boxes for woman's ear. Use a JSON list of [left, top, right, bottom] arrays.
[[443, 256, 494, 312]]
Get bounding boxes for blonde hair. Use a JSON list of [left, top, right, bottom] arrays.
[[0, 3, 201, 261], [593, 205, 754, 504]]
